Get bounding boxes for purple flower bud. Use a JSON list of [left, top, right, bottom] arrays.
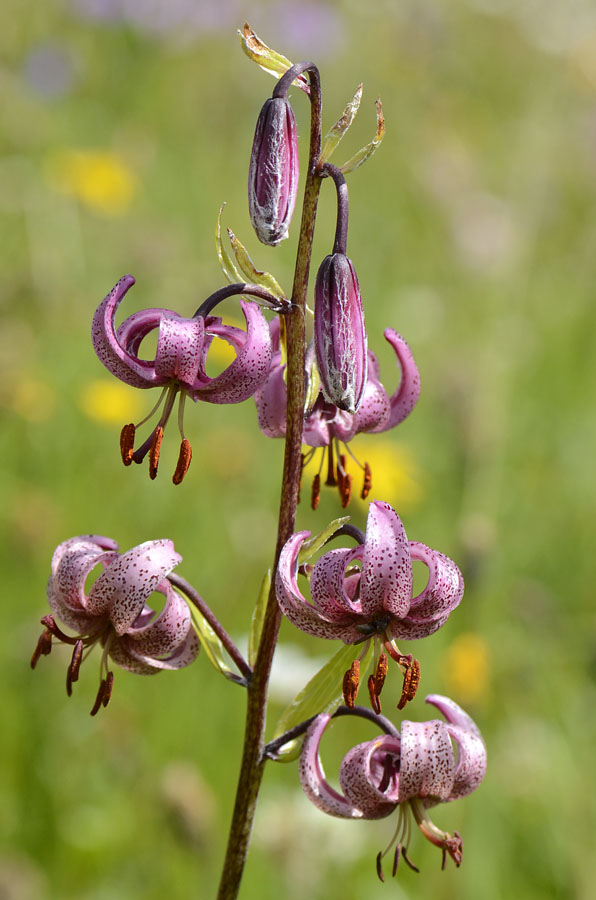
[[314, 252, 368, 414], [248, 97, 299, 246]]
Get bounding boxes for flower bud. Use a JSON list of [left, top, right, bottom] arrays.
[[314, 252, 368, 413], [248, 97, 299, 245]]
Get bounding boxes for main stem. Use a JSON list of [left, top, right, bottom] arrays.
[[216, 65, 322, 900]]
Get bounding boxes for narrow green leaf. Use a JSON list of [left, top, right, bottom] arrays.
[[238, 23, 309, 94], [248, 570, 271, 667], [320, 83, 363, 164], [190, 606, 235, 679], [215, 204, 244, 284], [298, 516, 351, 564], [339, 98, 385, 174], [227, 228, 287, 300], [271, 641, 373, 761]]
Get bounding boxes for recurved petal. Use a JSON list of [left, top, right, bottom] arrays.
[[310, 546, 363, 620], [360, 502, 412, 619], [425, 695, 487, 799], [155, 313, 205, 388], [299, 714, 362, 818], [276, 532, 360, 642], [49, 538, 119, 614], [116, 308, 167, 357], [408, 542, 464, 619], [254, 358, 287, 438], [389, 609, 452, 641], [50, 535, 119, 577], [397, 719, 455, 804], [349, 366, 391, 436], [368, 331, 420, 433], [339, 736, 401, 818], [125, 583, 193, 656], [91, 275, 161, 388], [86, 539, 182, 635], [194, 301, 272, 404], [119, 627, 200, 671]]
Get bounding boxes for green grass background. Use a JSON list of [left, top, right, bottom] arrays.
[[1, 0, 595, 897]]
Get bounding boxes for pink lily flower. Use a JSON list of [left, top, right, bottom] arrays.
[[299, 695, 487, 876], [92, 275, 273, 483], [254, 318, 420, 506], [276, 501, 463, 709], [31, 534, 199, 714]]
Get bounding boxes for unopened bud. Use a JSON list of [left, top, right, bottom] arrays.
[[248, 97, 299, 245], [314, 253, 367, 413]]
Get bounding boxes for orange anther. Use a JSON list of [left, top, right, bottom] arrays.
[[120, 423, 136, 466], [311, 473, 321, 510], [361, 461, 372, 499], [342, 658, 360, 708], [172, 438, 192, 485], [149, 425, 164, 480]]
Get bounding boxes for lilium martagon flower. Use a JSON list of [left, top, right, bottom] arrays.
[[299, 695, 486, 878], [255, 318, 420, 508], [31, 534, 199, 715], [92, 275, 279, 484], [276, 500, 463, 712]]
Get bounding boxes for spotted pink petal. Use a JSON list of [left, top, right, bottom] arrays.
[[91, 275, 163, 388], [154, 313, 205, 387], [426, 695, 487, 800], [119, 628, 200, 672], [347, 365, 392, 436], [193, 301, 272, 403], [125, 582, 193, 657], [299, 714, 362, 819], [339, 736, 401, 818], [49, 538, 119, 615], [359, 501, 412, 619], [275, 532, 360, 642], [86, 539, 182, 635], [254, 357, 287, 438], [397, 718, 456, 803], [310, 546, 363, 620], [50, 535, 119, 577], [368, 330, 421, 433]]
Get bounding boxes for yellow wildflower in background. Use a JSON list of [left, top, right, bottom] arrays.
[[79, 379, 142, 425], [352, 436, 422, 513], [443, 632, 490, 703], [44, 149, 137, 215]]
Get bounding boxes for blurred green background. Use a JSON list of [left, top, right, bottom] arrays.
[[2, 0, 595, 898]]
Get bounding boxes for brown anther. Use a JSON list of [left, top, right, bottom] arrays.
[[367, 674, 381, 714], [102, 671, 114, 708], [120, 423, 136, 465], [397, 657, 421, 710], [376, 850, 385, 883], [339, 472, 352, 508], [149, 425, 164, 480], [342, 659, 360, 708], [374, 652, 388, 694], [30, 629, 52, 669], [172, 438, 192, 485], [392, 845, 401, 877], [361, 461, 372, 499], [402, 849, 420, 873], [325, 443, 337, 486], [90, 679, 108, 716], [311, 473, 321, 510], [66, 639, 84, 696]]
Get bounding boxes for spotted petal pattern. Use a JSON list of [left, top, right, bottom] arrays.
[[276, 501, 463, 645]]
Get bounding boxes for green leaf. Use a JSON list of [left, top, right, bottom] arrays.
[[320, 83, 363, 164], [297, 516, 351, 564], [339, 98, 385, 174], [271, 641, 373, 761], [238, 23, 309, 94], [215, 204, 244, 284], [227, 228, 287, 300], [248, 570, 271, 667], [190, 606, 235, 679]]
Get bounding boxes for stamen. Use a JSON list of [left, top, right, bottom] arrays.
[[368, 652, 388, 713], [172, 439, 192, 485], [397, 657, 420, 710], [149, 426, 164, 480], [325, 443, 337, 486], [120, 423, 135, 465], [30, 629, 52, 669], [361, 461, 372, 499], [66, 639, 84, 696], [376, 851, 385, 883], [311, 473, 321, 510], [102, 671, 114, 708], [40, 614, 79, 645], [392, 845, 401, 877], [402, 848, 420, 873], [342, 659, 360, 708], [90, 679, 108, 716], [367, 674, 381, 714]]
